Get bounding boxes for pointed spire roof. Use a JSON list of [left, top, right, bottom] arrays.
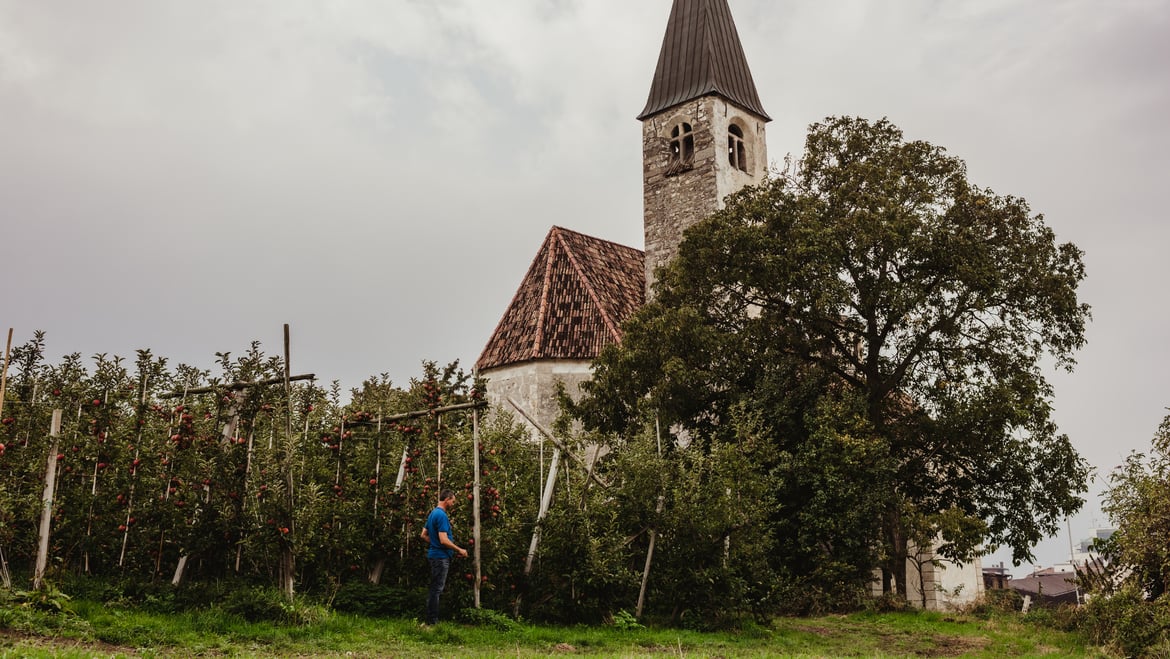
[[476, 227, 645, 372], [637, 0, 770, 121]]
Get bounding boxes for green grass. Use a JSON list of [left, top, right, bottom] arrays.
[[0, 602, 1109, 658]]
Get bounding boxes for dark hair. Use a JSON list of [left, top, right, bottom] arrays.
[[439, 489, 455, 501]]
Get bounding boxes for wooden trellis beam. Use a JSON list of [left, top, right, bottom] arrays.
[[344, 400, 488, 427], [505, 397, 611, 490], [161, 373, 316, 398]]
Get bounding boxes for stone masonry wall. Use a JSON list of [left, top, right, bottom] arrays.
[[479, 359, 594, 438], [642, 96, 768, 297]]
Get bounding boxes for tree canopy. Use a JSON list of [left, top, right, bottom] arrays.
[[1101, 412, 1170, 599], [573, 116, 1091, 599]]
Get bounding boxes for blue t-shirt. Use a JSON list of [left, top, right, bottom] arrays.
[[425, 506, 454, 560]]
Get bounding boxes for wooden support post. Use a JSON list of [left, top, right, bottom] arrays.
[[32, 409, 63, 590], [526, 448, 560, 575], [636, 412, 668, 617], [368, 411, 386, 584], [635, 495, 665, 618], [83, 394, 108, 575], [373, 414, 382, 519], [279, 324, 296, 601], [394, 448, 409, 491], [0, 328, 12, 422], [0, 329, 12, 589], [236, 428, 255, 574], [472, 406, 482, 608], [283, 324, 292, 438], [0, 545, 10, 590], [118, 374, 150, 568], [515, 447, 561, 617], [171, 556, 188, 586]]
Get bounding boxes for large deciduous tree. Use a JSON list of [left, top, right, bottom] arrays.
[[574, 116, 1090, 599]]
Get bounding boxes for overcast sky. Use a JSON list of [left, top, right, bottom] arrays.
[[2, 0, 1167, 573]]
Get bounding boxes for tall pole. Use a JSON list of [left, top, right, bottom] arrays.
[[636, 495, 666, 618], [515, 447, 560, 617], [0, 328, 13, 422], [281, 324, 295, 600], [472, 405, 482, 608], [283, 324, 293, 438], [33, 409, 63, 590], [637, 416, 667, 617], [1067, 517, 1081, 605], [525, 448, 560, 576], [0, 328, 11, 589]]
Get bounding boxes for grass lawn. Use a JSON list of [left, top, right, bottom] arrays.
[[0, 602, 1108, 658]]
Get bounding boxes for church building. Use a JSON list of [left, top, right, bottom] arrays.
[[476, 0, 767, 430], [475, 0, 985, 610]]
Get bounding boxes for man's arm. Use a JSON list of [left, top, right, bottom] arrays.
[[438, 531, 468, 558], [420, 527, 430, 542]]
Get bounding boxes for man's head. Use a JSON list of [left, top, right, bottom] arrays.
[[438, 488, 456, 509]]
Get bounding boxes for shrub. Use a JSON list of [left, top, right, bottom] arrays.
[[963, 589, 1023, 619], [861, 592, 912, 615], [1076, 588, 1170, 658]]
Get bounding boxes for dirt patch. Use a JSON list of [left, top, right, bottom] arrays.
[[909, 634, 990, 657]]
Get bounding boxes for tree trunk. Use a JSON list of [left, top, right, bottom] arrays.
[[883, 509, 909, 600], [891, 526, 908, 600]]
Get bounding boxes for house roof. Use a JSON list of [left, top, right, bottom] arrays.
[[1010, 573, 1079, 601], [476, 226, 645, 372], [637, 0, 770, 121]]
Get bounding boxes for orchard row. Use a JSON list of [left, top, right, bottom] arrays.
[[1, 334, 766, 624], [0, 336, 543, 607]]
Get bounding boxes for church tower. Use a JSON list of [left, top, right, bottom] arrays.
[[639, 0, 770, 295]]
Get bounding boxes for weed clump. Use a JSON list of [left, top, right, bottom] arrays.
[[457, 606, 520, 631], [219, 586, 330, 626]]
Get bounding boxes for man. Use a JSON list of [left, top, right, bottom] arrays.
[[419, 488, 468, 625]]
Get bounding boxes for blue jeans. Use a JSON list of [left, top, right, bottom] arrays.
[[426, 557, 450, 624]]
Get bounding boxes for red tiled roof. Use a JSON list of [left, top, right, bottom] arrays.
[[476, 226, 645, 371]]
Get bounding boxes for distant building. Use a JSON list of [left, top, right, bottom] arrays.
[[1011, 568, 1080, 606], [1073, 528, 1116, 564], [983, 562, 1011, 590]]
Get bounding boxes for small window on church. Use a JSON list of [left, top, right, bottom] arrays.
[[728, 124, 748, 172], [670, 123, 694, 165]]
